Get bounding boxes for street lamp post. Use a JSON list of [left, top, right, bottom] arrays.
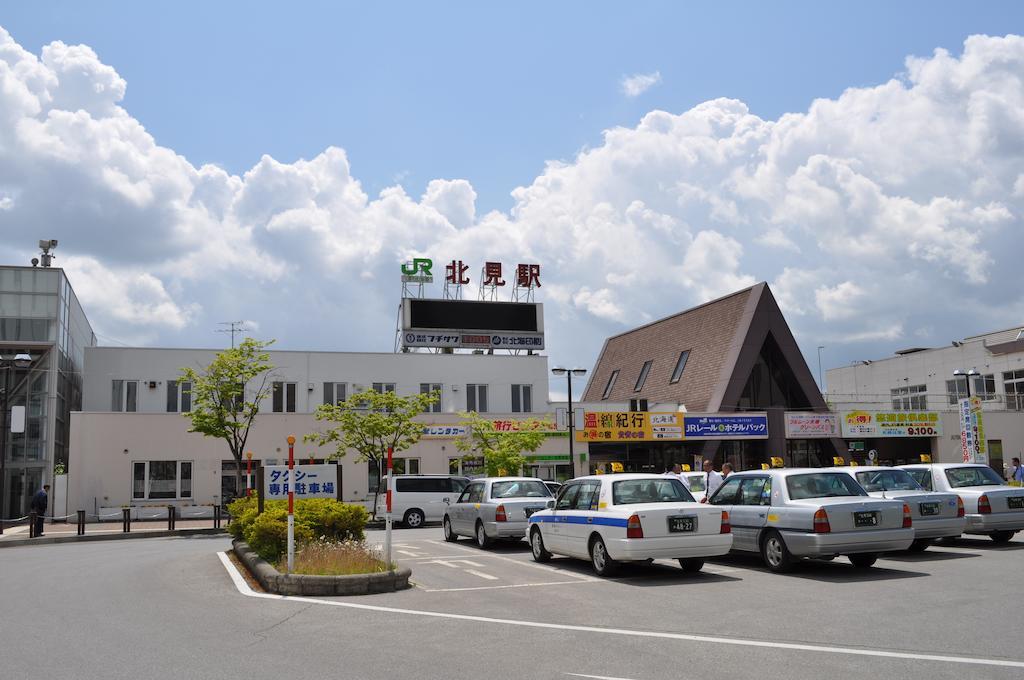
[[552, 367, 587, 478], [953, 368, 979, 399], [817, 346, 825, 394], [0, 353, 33, 534]]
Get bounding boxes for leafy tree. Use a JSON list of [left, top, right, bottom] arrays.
[[304, 388, 438, 518], [180, 338, 274, 497], [456, 412, 551, 476]]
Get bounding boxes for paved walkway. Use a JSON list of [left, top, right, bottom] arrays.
[[0, 518, 226, 542]]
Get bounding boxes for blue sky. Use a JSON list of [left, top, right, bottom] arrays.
[[2, 3, 1024, 393], [5, 1, 1021, 213]]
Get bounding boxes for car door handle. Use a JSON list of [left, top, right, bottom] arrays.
[[587, 517, 593, 523], [758, 513, 766, 518]]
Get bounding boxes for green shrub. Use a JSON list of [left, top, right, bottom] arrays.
[[244, 507, 314, 561], [229, 497, 368, 561]]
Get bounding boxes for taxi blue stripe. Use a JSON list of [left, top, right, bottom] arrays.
[[528, 515, 628, 527]]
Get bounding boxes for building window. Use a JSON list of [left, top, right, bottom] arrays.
[[975, 374, 997, 401], [132, 460, 193, 500], [112, 380, 138, 412], [670, 350, 690, 384], [419, 383, 443, 412], [372, 383, 396, 394], [166, 380, 192, 413], [368, 457, 420, 493], [947, 374, 997, 404], [634, 360, 653, 392], [891, 384, 927, 410], [272, 382, 297, 413], [511, 384, 532, 413], [629, 398, 648, 412], [324, 382, 347, 406], [1004, 370, 1024, 411], [466, 384, 488, 413], [601, 370, 619, 400]]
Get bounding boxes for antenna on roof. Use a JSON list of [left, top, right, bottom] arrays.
[[216, 321, 250, 348]]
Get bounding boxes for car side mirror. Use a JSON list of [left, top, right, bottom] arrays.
[[546, 500, 554, 509]]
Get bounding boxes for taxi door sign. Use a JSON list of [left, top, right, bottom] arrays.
[[610, 462, 624, 473]]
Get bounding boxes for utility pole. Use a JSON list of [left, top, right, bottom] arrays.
[[216, 321, 249, 348]]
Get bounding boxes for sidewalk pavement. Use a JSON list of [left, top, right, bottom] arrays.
[[0, 518, 226, 543]]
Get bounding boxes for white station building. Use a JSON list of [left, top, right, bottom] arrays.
[[826, 326, 1024, 471], [67, 347, 573, 518]]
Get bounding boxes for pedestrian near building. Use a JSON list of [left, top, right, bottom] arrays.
[[700, 459, 723, 503], [721, 462, 734, 479], [30, 484, 49, 537], [667, 463, 686, 483], [1009, 457, 1024, 484]]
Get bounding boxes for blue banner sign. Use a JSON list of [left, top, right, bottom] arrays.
[[683, 414, 769, 439]]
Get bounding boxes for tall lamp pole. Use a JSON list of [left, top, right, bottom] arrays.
[[817, 346, 825, 394], [0, 353, 33, 534], [953, 369, 979, 399], [552, 367, 587, 478]]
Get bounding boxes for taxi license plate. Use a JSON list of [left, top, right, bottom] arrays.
[[919, 503, 939, 516], [668, 516, 696, 533], [1009, 497, 1024, 510], [854, 511, 878, 527]]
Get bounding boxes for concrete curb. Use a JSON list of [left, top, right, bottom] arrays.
[[231, 539, 412, 596], [0, 527, 228, 549]]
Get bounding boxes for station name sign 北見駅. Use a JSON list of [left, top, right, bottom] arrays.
[[840, 410, 943, 438], [575, 412, 769, 442]]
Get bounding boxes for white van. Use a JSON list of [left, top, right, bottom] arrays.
[[377, 475, 470, 528]]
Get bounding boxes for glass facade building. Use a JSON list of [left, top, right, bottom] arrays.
[[1, 266, 95, 519]]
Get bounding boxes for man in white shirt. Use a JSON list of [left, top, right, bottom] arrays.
[[701, 459, 723, 502]]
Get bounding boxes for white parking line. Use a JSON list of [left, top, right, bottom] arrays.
[[565, 674, 638, 680], [464, 569, 499, 581], [425, 540, 599, 582], [218, 552, 1024, 671], [419, 580, 597, 593], [396, 550, 422, 557]]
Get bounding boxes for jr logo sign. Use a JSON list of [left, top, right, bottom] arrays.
[[401, 258, 433, 282]]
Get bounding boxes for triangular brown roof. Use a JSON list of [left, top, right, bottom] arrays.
[[582, 282, 829, 414]]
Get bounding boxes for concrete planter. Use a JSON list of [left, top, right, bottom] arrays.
[[231, 539, 411, 596]]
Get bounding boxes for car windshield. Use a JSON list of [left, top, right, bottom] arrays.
[[787, 473, 868, 500], [686, 475, 706, 492], [855, 469, 922, 492], [490, 480, 551, 498], [944, 466, 1004, 488], [612, 478, 695, 505]]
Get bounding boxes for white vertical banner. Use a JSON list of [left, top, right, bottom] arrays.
[[959, 398, 974, 463]]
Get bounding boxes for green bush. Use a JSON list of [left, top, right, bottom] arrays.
[[227, 497, 368, 561], [244, 508, 314, 561]]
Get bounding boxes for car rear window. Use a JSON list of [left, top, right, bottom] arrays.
[[612, 479, 694, 505], [786, 473, 867, 500], [686, 475, 706, 492], [855, 469, 922, 492], [944, 466, 1004, 488], [905, 469, 932, 490], [490, 480, 551, 498]]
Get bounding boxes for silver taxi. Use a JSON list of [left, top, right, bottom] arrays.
[[832, 466, 965, 551], [899, 463, 1024, 543], [707, 468, 914, 572], [443, 477, 552, 548]]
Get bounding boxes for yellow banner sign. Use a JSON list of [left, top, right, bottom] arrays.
[[575, 412, 684, 442]]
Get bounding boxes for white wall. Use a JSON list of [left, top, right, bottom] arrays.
[[83, 347, 551, 415]]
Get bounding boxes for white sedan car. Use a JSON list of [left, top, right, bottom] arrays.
[[899, 463, 1024, 543], [832, 466, 966, 551], [526, 474, 733, 576]]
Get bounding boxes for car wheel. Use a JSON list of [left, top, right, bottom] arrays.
[[589, 535, 619, 576], [908, 539, 932, 553], [403, 509, 425, 529], [760, 530, 795, 573], [443, 516, 458, 542], [849, 553, 878, 568], [990, 530, 1015, 544], [530, 528, 551, 562], [475, 521, 493, 549], [678, 558, 704, 573]]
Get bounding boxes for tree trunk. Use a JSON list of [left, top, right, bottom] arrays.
[[370, 455, 382, 520]]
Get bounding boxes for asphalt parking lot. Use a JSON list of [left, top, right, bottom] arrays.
[[2, 530, 1023, 680]]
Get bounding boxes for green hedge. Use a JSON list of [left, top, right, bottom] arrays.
[[227, 496, 369, 561]]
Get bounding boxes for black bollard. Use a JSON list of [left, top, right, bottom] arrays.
[[77, 510, 85, 536], [122, 507, 131, 533], [28, 511, 37, 538], [213, 504, 221, 529], [167, 505, 176, 531]]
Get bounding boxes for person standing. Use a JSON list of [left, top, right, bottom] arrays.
[[1009, 457, 1024, 484], [721, 462, 734, 480], [700, 459, 723, 503], [30, 484, 49, 537]]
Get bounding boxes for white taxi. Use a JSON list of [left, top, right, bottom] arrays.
[[526, 474, 733, 576]]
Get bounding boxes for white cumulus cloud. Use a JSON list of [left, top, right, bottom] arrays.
[[621, 71, 662, 97]]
